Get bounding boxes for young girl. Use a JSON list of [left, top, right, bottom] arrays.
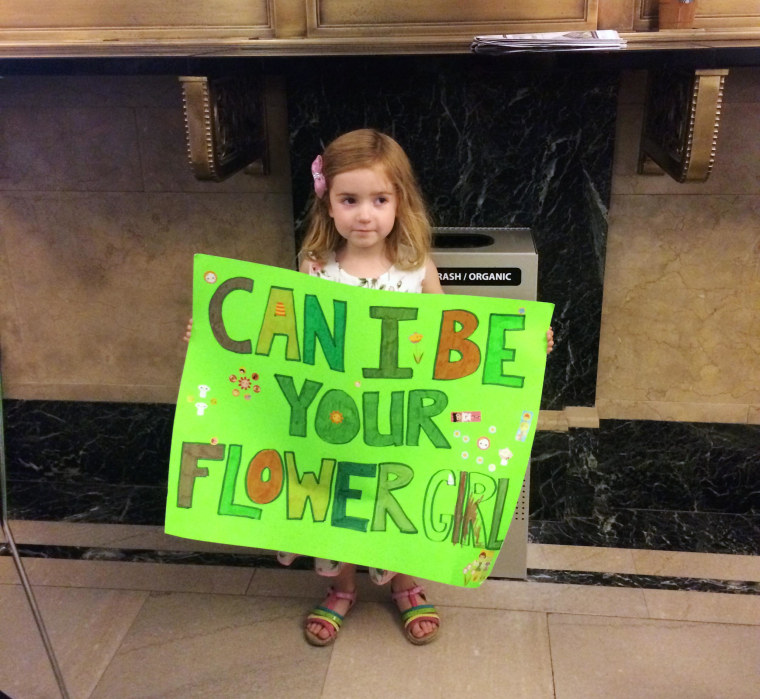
[[281, 128, 445, 648], [280, 129, 553, 647], [187, 128, 553, 648]]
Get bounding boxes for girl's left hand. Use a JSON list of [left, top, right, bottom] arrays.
[[546, 328, 555, 355]]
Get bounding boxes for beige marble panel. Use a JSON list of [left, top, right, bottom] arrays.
[[91, 593, 333, 698], [722, 66, 760, 103], [0, 197, 37, 384], [528, 543, 637, 574], [20, 558, 255, 595], [536, 409, 569, 431], [643, 588, 760, 626], [596, 398, 751, 423], [9, 519, 265, 554], [550, 613, 760, 699], [597, 193, 760, 412], [1, 189, 295, 401], [323, 604, 554, 699], [749, 405, 760, 424], [632, 548, 760, 583], [0, 106, 144, 192], [0, 584, 147, 699]]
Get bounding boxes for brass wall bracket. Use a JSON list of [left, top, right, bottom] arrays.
[[638, 68, 728, 183], [180, 75, 269, 182]]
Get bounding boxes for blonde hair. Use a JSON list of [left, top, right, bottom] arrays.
[[300, 129, 432, 270]]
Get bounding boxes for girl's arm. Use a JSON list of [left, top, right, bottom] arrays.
[[421, 256, 444, 294]]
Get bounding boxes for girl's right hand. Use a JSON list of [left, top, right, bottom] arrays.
[[183, 318, 193, 342]]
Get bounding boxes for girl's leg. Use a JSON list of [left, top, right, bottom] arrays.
[[306, 563, 357, 643], [390, 573, 439, 642]]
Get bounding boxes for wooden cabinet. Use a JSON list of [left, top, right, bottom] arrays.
[[305, 0, 598, 37], [1, 0, 758, 54], [0, 0, 275, 42], [621, 0, 760, 32]]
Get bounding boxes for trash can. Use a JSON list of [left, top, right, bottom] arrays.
[[432, 227, 537, 302], [432, 227, 537, 579]]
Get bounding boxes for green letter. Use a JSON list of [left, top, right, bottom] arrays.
[[371, 462, 417, 533], [483, 314, 525, 388], [285, 452, 336, 522], [315, 389, 360, 445], [406, 389, 450, 448], [331, 461, 377, 532], [362, 306, 417, 379], [363, 391, 404, 447], [275, 375, 322, 437], [485, 478, 511, 550], [422, 470, 456, 542], [303, 294, 346, 372], [218, 444, 262, 520], [256, 287, 300, 360]]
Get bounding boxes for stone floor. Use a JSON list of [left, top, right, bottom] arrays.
[[1, 523, 758, 698]]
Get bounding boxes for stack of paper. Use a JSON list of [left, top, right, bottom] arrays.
[[471, 30, 627, 54]]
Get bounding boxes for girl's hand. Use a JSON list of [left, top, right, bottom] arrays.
[[546, 327, 555, 355], [183, 318, 193, 342]]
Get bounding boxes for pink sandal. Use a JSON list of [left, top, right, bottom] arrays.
[[304, 587, 356, 647], [391, 584, 440, 645]]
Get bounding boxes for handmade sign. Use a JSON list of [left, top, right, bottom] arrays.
[[166, 254, 554, 587]]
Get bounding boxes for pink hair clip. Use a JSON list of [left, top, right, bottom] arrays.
[[311, 155, 327, 199]]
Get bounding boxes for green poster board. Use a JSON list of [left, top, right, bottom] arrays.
[[166, 254, 554, 587]]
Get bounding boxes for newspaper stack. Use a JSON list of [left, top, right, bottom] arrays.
[[471, 30, 627, 54]]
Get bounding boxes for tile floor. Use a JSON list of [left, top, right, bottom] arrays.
[[1, 524, 759, 699]]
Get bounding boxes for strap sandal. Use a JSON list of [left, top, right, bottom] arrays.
[[304, 586, 357, 647], [391, 584, 440, 645]]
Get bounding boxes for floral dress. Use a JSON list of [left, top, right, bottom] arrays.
[[277, 251, 428, 585], [306, 252, 426, 293]]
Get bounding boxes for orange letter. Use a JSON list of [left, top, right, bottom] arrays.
[[433, 310, 480, 380], [246, 449, 284, 504]]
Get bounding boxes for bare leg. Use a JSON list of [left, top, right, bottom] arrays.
[[390, 573, 438, 641], [306, 564, 357, 643]]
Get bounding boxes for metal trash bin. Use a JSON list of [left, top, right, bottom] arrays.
[[432, 227, 537, 579]]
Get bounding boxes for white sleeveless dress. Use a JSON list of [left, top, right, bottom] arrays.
[[306, 252, 426, 293]]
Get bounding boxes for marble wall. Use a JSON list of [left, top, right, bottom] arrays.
[[285, 56, 618, 410], [1, 64, 758, 557], [598, 68, 760, 426], [0, 74, 296, 404]]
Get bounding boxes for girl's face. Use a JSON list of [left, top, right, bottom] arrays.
[[328, 165, 397, 255]]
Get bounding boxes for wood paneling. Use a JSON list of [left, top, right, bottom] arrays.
[[307, 0, 598, 37], [635, 0, 760, 31], [0, 0, 273, 40]]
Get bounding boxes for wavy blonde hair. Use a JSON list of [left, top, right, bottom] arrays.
[[299, 129, 432, 270]]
